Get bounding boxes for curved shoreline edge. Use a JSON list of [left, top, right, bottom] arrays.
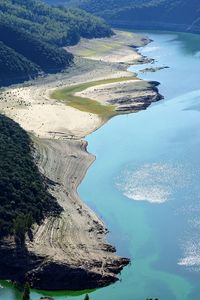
[[0, 30, 162, 290], [0, 138, 130, 290]]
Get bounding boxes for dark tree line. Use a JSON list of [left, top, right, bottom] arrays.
[[61, 0, 200, 34], [0, 114, 62, 243], [0, 0, 113, 86], [0, 41, 40, 86], [0, 24, 73, 73]]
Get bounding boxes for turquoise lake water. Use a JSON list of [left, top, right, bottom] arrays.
[[2, 31, 200, 300]]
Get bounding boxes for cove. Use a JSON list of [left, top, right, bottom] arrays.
[[2, 31, 200, 300]]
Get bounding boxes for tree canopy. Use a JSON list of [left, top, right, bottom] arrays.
[[0, 114, 62, 243], [0, 0, 112, 86], [57, 0, 200, 34]]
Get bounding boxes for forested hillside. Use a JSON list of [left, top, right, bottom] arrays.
[[0, 24, 73, 74], [47, 0, 148, 12], [0, 114, 62, 244], [58, 0, 200, 34], [0, 42, 40, 86], [0, 0, 112, 86]]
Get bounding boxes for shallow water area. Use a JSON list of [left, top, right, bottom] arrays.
[[2, 31, 200, 300]]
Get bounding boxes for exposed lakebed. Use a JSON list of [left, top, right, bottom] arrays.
[[2, 31, 200, 300]]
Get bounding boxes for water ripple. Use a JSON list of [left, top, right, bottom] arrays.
[[116, 162, 187, 204]]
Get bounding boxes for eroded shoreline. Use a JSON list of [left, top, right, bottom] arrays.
[[0, 30, 162, 290]]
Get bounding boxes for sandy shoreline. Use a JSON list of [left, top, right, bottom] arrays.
[[0, 30, 162, 290], [0, 57, 131, 139], [0, 30, 155, 140]]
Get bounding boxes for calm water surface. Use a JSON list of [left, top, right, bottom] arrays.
[[2, 31, 200, 300]]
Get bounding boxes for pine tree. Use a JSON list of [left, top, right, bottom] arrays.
[[84, 294, 89, 300]]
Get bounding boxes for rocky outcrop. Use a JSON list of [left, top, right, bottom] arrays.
[[109, 81, 163, 112], [76, 79, 163, 115], [0, 243, 129, 291], [140, 66, 169, 73]]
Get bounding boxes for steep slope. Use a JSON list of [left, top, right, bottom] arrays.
[[0, 114, 129, 290], [0, 114, 62, 242], [0, 24, 73, 74], [0, 0, 112, 86], [0, 41, 40, 86], [57, 0, 200, 34], [0, 0, 113, 46], [107, 0, 200, 33], [47, 0, 149, 12]]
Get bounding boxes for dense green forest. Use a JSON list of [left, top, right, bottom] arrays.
[[55, 0, 200, 34], [0, 41, 40, 86], [48, 0, 153, 14], [0, 114, 62, 244], [0, 24, 73, 74], [0, 0, 112, 86]]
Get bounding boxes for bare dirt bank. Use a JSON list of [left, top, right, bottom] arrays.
[[0, 30, 162, 290], [0, 138, 129, 290], [0, 31, 158, 140]]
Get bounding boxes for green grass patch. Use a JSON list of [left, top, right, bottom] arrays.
[[51, 77, 137, 119], [77, 49, 97, 57]]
